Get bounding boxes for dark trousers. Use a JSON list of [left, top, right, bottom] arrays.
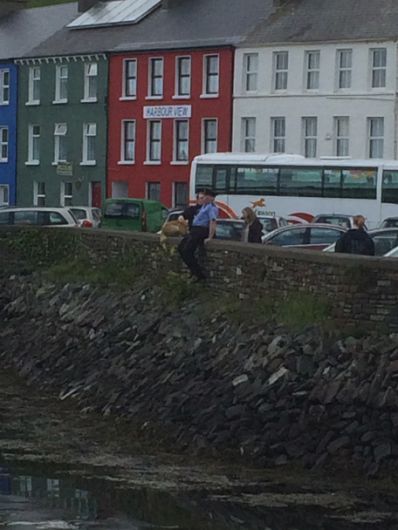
[[178, 226, 209, 279]]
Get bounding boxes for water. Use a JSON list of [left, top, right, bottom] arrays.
[[0, 466, 398, 530]]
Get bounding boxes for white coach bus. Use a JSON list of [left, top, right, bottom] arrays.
[[189, 153, 398, 228]]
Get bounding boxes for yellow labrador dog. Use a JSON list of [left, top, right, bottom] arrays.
[[159, 216, 189, 245]]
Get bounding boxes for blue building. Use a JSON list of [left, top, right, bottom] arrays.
[[0, 1, 77, 206], [0, 62, 17, 205]]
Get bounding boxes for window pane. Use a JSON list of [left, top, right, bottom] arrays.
[[342, 168, 377, 198], [323, 169, 342, 198], [196, 165, 213, 191], [310, 227, 342, 244], [280, 167, 322, 197], [269, 227, 306, 246], [234, 166, 278, 194], [174, 182, 188, 208], [382, 170, 398, 203]]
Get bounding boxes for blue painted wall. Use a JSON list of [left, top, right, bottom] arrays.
[[0, 62, 17, 205]]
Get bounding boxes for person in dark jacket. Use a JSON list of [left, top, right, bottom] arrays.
[[242, 207, 263, 243], [335, 215, 375, 256], [179, 191, 205, 230]]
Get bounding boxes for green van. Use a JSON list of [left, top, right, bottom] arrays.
[[102, 198, 168, 232]]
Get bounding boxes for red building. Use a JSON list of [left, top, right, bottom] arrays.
[[107, 47, 234, 208]]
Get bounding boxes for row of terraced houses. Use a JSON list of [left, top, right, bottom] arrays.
[[1, 0, 398, 208]]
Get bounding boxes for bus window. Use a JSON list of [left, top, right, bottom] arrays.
[[214, 168, 228, 194], [234, 166, 278, 194], [279, 167, 322, 197], [323, 169, 342, 198], [195, 165, 213, 192], [342, 168, 376, 199], [382, 170, 398, 203]]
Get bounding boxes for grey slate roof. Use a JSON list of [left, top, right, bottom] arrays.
[[244, 0, 398, 46], [0, 1, 78, 60], [25, 0, 273, 57]]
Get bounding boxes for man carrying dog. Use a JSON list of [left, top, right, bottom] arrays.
[[178, 189, 218, 281], [179, 191, 205, 230]]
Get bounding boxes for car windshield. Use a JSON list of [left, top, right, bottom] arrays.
[[258, 217, 278, 233], [70, 208, 87, 221], [315, 216, 351, 228], [382, 218, 398, 228], [104, 202, 140, 219], [372, 230, 398, 255], [216, 222, 245, 241]]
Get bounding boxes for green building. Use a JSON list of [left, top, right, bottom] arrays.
[[16, 52, 107, 207]]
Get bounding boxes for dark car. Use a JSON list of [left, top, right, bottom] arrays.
[[262, 223, 346, 250], [379, 217, 398, 229]]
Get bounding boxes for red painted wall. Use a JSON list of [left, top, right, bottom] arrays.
[[107, 47, 234, 207]]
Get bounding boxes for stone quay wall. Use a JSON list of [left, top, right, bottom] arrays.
[[1, 226, 398, 330]]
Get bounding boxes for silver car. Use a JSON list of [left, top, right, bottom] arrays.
[[70, 206, 102, 228], [0, 207, 78, 227]]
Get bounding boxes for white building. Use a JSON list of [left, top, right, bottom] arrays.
[[233, 0, 398, 160]]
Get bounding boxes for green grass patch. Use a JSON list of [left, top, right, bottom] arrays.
[[157, 271, 203, 307], [25, 0, 73, 7], [275, 292, 332, 330], [45, 257, 140, 288]]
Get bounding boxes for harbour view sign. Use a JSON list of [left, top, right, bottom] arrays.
[[143, 105, 192, 119]]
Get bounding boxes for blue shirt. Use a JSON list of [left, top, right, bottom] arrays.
[[192, 203, 218, 228]]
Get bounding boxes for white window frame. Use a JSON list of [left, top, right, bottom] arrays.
[[305, 50, 320, 90], [146, 120, 162, 163], [0, 69, 10, 105], [0, 126, 8, 162], [83, 62, 98, 102], [82, 122, 97, 165], [174, 56, 191, 98], [120, 119, 136, 163], [273, 51, 288, 91], [271, 117, 286, 153], [202, 54, 219, 97], [122, 59, 137, 99], [0, 184, 9, 206], [368, 117, 384, 158], [334, 116, 350, 156], [53, 123, 68, 164], [27, 124, 40, 164], [60, 181, 73, 207], [148, 57, 164, 98], [302, 117, 317, 158], [202, 118, 218, 154], [54, 64, 68, 103], [241, 117, 256, 153], [243, 53, 258, 92], [173, 119, 189, 163], [27, 66, 40, 105], [33, 181, 46, 206], [336, 49, 352, 90], [370, 48, 387, 89]]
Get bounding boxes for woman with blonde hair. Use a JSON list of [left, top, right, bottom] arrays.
[[335, 215, 375, 255], [242, 207, 263, 243]]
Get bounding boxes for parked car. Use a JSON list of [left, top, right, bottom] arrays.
[[165, 208, 183, 223], [324, 228, 398, 256], [379, 217, 398, 229], [70, 206, 102, 228], [313, 213, 358, 230], [215, 219, 246, 241], [262, 223, 346, 250], [101, 198, 168, 233], [257, 215, 289, 234], [0, 207, 78, 227]]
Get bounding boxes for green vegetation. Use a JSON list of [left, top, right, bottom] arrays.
[[25, 0, 73, 7], [156, 271, 203, 307], [46, 255, 140, 288]]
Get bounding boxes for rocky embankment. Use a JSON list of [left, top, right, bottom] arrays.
[[1, 274, 398, 476]]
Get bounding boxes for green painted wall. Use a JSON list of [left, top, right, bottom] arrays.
[[17, 57, 108, 207]]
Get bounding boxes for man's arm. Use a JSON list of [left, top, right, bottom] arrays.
[[206, 219, 217, 242]]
